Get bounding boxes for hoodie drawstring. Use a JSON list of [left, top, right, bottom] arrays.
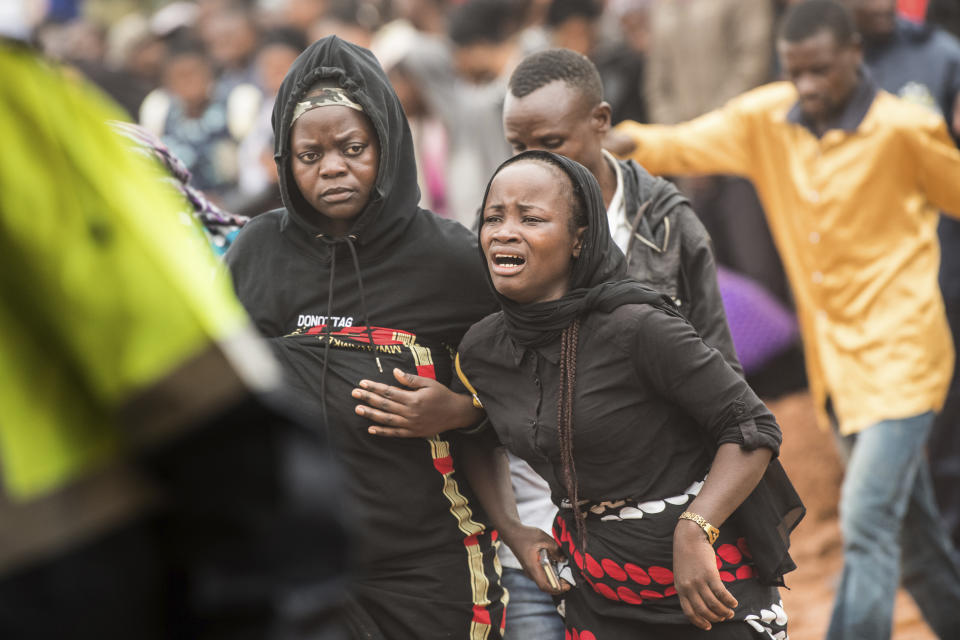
[[343, 235, 383, 375], [314, 233, 383, 433]]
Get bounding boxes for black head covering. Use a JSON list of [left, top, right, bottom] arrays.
[[478, 150, 678, 347], [272, 35, 419, 252], [269, 36, 424, 429]]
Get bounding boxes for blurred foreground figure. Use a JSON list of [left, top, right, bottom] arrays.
[[0, 37, 346, 639]]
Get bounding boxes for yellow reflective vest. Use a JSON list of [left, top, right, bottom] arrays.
[[0, 42, 251, 571]]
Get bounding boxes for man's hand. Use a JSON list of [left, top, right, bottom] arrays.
[[672, 520, 737, 631], [503, 525, 572, 596], [352, 368, 483, 438]]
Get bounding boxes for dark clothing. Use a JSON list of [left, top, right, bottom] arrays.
[[616, 162, 803, 578], [786, 69, 878, 136], [459, 150, 799, 635], [347, 537, 503, 640], [619, 159, 742, 374], [928, 0, 960, 41], [595, 45, 648, 125], [458, 304, 779, 504], [226, 36, 504, 639], [228, 210, 493, 352], [72, 60, 151, 120], [567, 618, 759, 640], [457, 304, 785, 633], [683, 176, 794, 310], [554, 507, 784, 637], [0, 519, 167, 640], [863, 18, 960, 136], [0, 394, 352, 640]]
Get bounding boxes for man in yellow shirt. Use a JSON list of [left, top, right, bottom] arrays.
[[613, 1, 960, 637]]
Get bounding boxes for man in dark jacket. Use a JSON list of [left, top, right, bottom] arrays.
[[502, 48, 741, 370]]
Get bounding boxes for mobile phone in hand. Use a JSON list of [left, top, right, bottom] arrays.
[[538, 548, 561, 591]]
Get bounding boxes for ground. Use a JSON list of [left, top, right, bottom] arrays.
[[770, 393, 936, 640]]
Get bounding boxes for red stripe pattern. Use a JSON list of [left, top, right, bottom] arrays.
[[551, 516, 756, 605]]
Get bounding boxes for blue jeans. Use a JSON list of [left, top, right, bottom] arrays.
[[827, 412, 960, 639], [501, 567, 565, 639]]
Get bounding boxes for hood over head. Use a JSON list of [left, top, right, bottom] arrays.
[[478, 150, 676, 348], [479, 151, 626, 298], [273, 35, 420, 247]]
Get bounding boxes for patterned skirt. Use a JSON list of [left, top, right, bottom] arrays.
[[552, 479, 789, 639]]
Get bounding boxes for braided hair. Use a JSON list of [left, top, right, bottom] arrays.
[[558, 316, 586, 549]]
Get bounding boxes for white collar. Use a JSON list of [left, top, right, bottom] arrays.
[[603, 149, 630, 252]]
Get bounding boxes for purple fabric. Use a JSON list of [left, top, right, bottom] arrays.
[[716, 266, 799, 375]]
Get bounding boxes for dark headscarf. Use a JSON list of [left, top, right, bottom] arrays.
[[272, 36, 420, 253], [477, 150, 678, 347]]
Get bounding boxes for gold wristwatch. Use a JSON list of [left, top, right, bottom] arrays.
[[678, 511, 720, 545]]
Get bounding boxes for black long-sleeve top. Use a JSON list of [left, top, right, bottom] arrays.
[[457, 303, 781, 505]]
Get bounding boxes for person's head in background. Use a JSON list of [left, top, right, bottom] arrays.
[[778, 0, 862, 131], [203, 4, 261, 74], [163, 39, 217, 118], [608, 0, 651, 54], [37, 18, 107, 65], [448, 0, 526, 85], [371, 21, 431, 118], [281, 0, 329, 34], [842, 0, 897, 44], [545, 0, 602, 56], [503, 48, 612, 192], [391, 0, 449, 35], [308, 0, 381, 49], [106, 13, 168, 88], [255, 28, 308, 96]]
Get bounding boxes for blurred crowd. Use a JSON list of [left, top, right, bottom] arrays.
[[32, 0, 959, 262], [31, 0, 791, 221]]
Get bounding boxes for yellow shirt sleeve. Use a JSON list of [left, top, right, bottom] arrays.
[[906, 109, 960, 219], [614, 89, 768, 179]]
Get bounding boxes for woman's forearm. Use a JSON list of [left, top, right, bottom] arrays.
[[672, 443, 767, 629], [459, 439, 570, 594], [459, 440, 525, 541], [683, 443, 772, 530]]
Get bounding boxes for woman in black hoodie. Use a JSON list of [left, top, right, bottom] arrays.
[[225, 36, 542, 639]]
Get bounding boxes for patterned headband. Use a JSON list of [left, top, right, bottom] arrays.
[[292, 86, 364, 126]]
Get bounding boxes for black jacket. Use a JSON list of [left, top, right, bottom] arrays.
[[225, 37, 497, 571], [620, 158, 742, 374], [619, 160, 802, 584], [458, 303, 781, 503]]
